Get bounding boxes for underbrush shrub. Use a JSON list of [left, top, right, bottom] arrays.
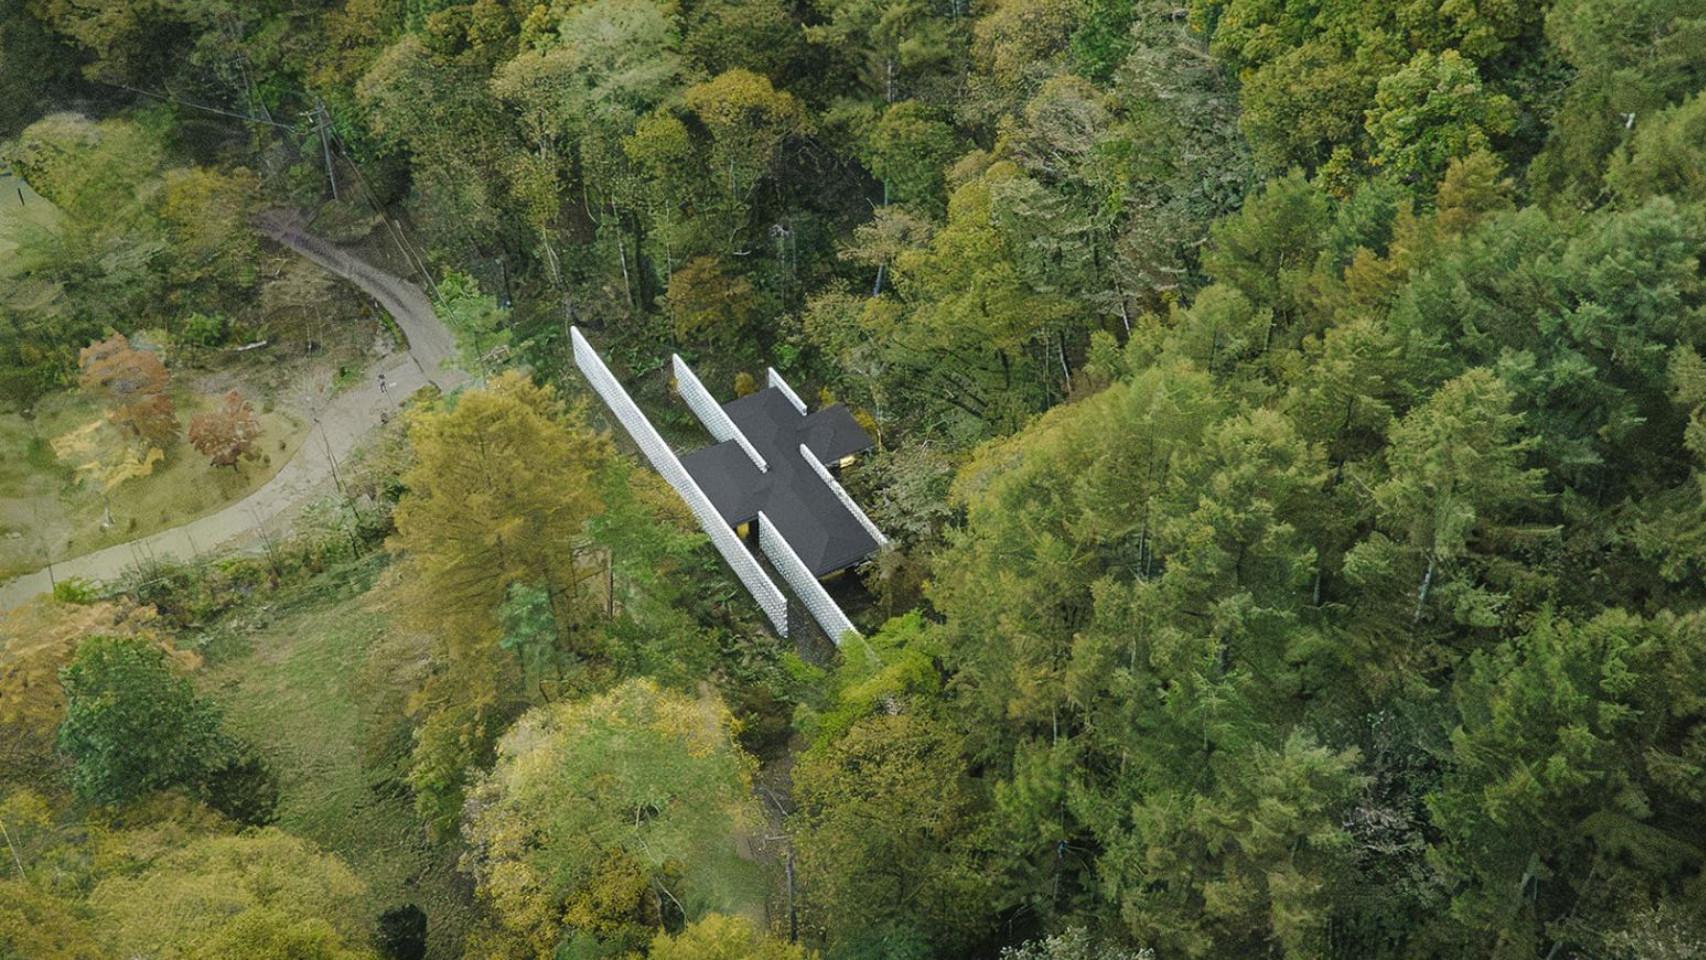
[[180, 312, 229, 348], [120, 556, 271, 628], [50, 578, 97, 604], [198, 741, 280, 826], [117, 497, 395, 628], [377, 904, 428, 960]]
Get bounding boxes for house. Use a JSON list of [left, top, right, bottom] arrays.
[[570, 327, 883, 642]]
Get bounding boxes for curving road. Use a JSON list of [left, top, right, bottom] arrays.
[[0, 215, 468, 610]]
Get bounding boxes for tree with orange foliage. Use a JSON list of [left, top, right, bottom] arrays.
[[77, 333, 179, 447], [187, 391, 263, 468]]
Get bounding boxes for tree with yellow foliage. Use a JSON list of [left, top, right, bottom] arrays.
[[460, 680, 763, 960], [89, 829, 375, 960], [388, 371, 611, 835], [651, 914, 815, 960]]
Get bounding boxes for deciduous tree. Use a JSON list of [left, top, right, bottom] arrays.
[[90, 830, 375, 960], [390, 371, 610, 833], [650, 913, 813, 960], [188, 390, 262, 469], [460, 679, 762, 959], [78, 333, 178, 448], [56, 634, 223, 805], [792, 711, 995, 954]]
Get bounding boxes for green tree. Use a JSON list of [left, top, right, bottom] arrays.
[[1199, 171, 1331, 340], [489, 0, 683, 288], [803, 0, 965, 103], [932, 361, 1222, 742], [1343, 370, 1547, 680], [863, 100, 958, 212], [56, 635, 224, 806], [460, 679, 763, 959], [357, 36, 508, 261], [1365, 50, 1516, 189], [792, 711, 995, 954], [1094, 733, 1366, 958], [1530, 0, 1706, 205], [683, 0, 805, 79], [681, 69, 811, 242], [1429, 611, 1706, 958], [883, 161, 1078, 434], [433, 270, 511, 368], [1606, 90, 1706, 205]]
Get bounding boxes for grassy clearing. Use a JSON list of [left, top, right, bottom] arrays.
[[196, 558, 477, 960], [0, 388, 311, 579], [0, 171, 58, 277]]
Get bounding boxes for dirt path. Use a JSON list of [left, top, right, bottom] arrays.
[[0, 216, 468, 610]]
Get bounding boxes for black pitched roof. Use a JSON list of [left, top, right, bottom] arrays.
[[680, 387, 878, 576]]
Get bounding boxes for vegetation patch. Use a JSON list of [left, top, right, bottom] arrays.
[[0, 386, 310, 579], [197, 562, 478, 960]]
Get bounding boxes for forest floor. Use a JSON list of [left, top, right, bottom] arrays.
[[195, 557, 478, 960]]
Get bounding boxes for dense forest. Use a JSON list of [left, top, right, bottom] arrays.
[[3, 0, 1706, 957]]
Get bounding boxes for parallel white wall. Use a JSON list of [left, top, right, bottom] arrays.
[[673, 354, 766, 471], [759, 510, 858, 643], [799, 444, 887, 548], [767, 367, 808, 415], [573, 328, 788, 635]]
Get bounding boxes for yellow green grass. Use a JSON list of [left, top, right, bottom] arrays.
[[0, 388, 311, 580], [197, 562, 477, 960], [0, 170, 58, 276]]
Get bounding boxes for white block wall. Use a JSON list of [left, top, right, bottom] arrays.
[[759, 510, 858, 643], [800, 444, 887, 548], [767, 367, 808, 414], [573, 328, 788, 635], [673, 354, 766, 471]]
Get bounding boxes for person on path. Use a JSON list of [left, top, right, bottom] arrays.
[[378, 372, 388, 394]]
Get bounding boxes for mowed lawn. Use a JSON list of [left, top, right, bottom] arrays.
[[0, 388, 310, 580], [197, 562, 478, 960]]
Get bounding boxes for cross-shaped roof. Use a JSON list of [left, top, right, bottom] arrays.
[[680, 386, 877, 575]]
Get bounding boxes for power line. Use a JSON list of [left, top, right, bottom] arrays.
[[101, 81, 295, 130]]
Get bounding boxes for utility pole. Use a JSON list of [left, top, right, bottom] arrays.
[[308, 101, 338, 201]]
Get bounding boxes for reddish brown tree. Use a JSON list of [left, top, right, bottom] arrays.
[[188, 391, 263, 468], [78, 333, 180, 446]]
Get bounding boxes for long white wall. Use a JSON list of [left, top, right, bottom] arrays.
[[673, 354, 766, 472], [573, 328, 788, 635], [799, 444, 887, 548], [767, 367, 808, 415], [759, 510, 859, 643]]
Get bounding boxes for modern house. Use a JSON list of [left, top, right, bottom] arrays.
[[570, 327, 883, 642]]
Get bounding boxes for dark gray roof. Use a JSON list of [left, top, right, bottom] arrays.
[[680, 387, 878, 576], [680, 440, 764, 523]]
